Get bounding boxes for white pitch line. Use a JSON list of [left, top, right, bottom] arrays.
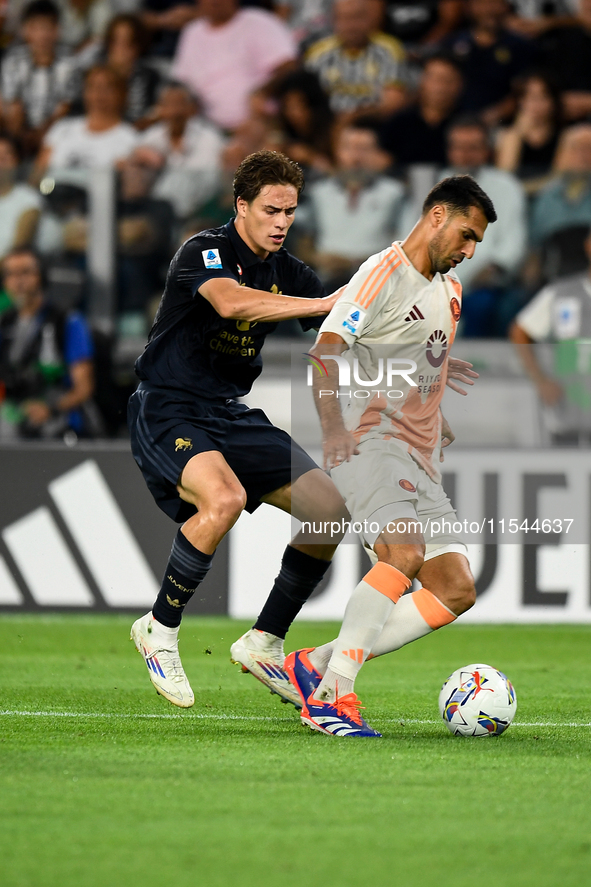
[[1, 710, 590, 728]]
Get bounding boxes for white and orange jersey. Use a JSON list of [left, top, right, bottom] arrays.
[[318, 241, 462, 481]]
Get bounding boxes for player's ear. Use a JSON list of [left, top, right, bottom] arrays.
[[236, 196, 248, 219], [430, 204, 446, 228]]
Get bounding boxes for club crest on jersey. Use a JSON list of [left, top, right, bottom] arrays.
[[450, 297, 461, 322], [399, 479, 416, 492], [426, 329, 448, 368], [342, 308, 365, 335], [202, 248, 222, 269]]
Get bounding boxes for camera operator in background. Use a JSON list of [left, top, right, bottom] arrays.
[[0, 247, 97, 441]]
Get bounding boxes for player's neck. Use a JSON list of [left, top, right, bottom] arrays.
[[234, 216, 269, 260], [401, 227, 435, 281]]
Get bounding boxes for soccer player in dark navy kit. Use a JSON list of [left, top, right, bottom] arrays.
[[129, 151, 348, 708]]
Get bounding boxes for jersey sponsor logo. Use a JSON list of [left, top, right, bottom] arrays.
[[426, 330, 448, 368], [175, 437, 193, 452], [404, 304, 425, 322], [342, 308, 365, 335], [399, 478, 416, 493], [202, 248, 223, 269], [450, 297, 461, 322]]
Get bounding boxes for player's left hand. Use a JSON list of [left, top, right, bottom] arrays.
[[446, 358, 479, 396], [440, 415, 455, 461], [23, 400, 51, 426]]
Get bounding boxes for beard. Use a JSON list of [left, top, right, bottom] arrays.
[[428, 228, 453, 274]]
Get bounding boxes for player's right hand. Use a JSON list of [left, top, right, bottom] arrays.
[[322, 427, 359, 470], [537, 376, 563, 406], [317, 286, 346, 314]]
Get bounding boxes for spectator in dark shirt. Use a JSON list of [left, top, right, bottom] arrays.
[[141, 0, 196, 59], [538, 0, 591, 121], [496, 71, 562, 192], [442, 0, 535, 126], [380, 1, 466, 53], [115, 159, 175, 324], [275, 70, 334, 173], [379, 53, 463, 167], [102, 14, 161, 128], [0, 247, 95, 440]]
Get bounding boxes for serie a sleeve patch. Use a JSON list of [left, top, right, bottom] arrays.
[[202, 248, 223, 269], [342, 307, 366, 336]]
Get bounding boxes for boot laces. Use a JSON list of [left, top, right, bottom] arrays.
[[334, 692, 365, 726]]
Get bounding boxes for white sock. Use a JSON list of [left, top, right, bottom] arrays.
[[369, 589, 456, 658], [308, 643, 333, 675], [150, 613, 179, 643], [308, 589, 458, 673], [314, 563, 410, 702]]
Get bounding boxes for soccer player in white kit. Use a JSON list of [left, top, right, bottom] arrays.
[[284, 175, 497, 737]]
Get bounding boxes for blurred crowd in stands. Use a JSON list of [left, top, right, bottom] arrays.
[[2, 0, 591, 438]]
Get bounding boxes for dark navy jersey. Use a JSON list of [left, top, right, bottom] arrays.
[[135, 218, 326, 400]]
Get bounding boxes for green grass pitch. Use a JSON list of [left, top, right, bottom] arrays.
[[1, 616, 591, 887]]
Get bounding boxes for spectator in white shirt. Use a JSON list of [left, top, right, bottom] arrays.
[[34, 64, 138, 182], [0, 135, 43, 260], [297, 119, 404, 287], [131, 81, 225, 218], [171, 0, 297, 131]]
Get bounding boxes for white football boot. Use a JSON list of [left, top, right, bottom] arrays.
[[230, 629, 302, 709], [130, 612, 194, 708]]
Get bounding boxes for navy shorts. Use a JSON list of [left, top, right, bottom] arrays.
[[128, 384, 318, 522]]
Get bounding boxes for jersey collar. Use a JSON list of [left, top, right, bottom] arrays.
[[225, 218, 276, 269]]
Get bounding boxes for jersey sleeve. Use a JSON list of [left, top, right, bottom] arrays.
[[515, 285, 555, 342], [64, 313, 94, 365], [176, 236, 238, 297], [286, 256, 327, 332], [317, 261, 386, 345]]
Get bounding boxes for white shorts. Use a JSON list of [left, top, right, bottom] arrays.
[[330, 437, 468, 564]]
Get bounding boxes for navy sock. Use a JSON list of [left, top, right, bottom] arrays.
[[253, 545, 332, 639], [152, 529, 213, 628]]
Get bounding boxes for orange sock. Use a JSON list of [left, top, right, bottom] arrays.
[[368, 588, 456, 659]]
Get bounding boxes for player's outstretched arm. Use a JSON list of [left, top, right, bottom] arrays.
[[310, 332, 359, 470], [199, 278, 340, 324]]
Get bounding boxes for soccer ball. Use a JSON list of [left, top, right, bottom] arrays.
[[439, 663, 517, 737]]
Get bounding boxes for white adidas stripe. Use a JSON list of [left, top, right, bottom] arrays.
[[0, 710, 590, 728]]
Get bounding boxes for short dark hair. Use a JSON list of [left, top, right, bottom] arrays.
[[2, 247, 47, 287], [447, 114, 490, 145], [84, 64, 127, 100], [22, 0, 59, 24], [422, 174, 497, 223], [422, 52, 463, 78], [156, 79, 197, 104], [105, 14, 150, 56], [233, 151, 304, 209]]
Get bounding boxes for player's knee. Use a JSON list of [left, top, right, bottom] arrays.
[[213, 484, 247, 528], [447, 577, 476, 615], [376, 543, 424, 580]]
